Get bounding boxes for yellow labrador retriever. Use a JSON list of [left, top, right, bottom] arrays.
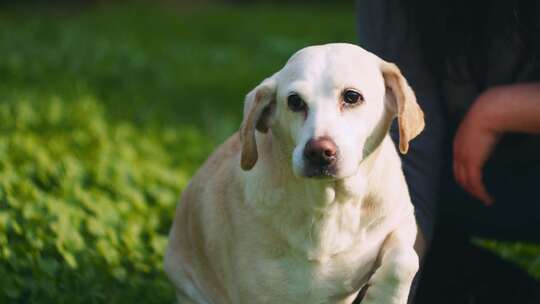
[[165, 43, 424, 304]]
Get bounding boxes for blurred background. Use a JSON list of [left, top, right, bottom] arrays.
[[0, 0, 537, 303]]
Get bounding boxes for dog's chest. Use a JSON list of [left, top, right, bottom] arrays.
[[234, 201, 388, 303], [235, 234, 382, 303], [236, 177, 392, 302]]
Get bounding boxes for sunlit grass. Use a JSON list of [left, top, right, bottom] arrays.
[[0, 2, 357, 302]]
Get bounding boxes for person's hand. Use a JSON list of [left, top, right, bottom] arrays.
[[453, 91, 501, 206], [453, 83, 540, 206]]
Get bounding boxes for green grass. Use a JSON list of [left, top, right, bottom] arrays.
[[0, 1, 538, 303], [0, 2, 356, 144], [473, 238, 540, 281], [0, 2, 357, 303], [0, 98, 202, 303]]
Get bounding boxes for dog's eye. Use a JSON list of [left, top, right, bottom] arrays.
[[287, 94, 306, 112], [343, 90, 364, 105]]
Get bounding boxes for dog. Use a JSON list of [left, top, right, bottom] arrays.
[[164, 43, 424, 304]]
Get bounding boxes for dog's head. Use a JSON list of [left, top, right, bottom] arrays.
[[240, 43, 424, 179]]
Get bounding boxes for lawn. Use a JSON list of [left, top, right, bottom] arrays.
[[0, 1, 538, 303], [0, 2, 357, 303]]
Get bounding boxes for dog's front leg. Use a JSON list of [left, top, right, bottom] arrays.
[[362, 227, 419, 304]]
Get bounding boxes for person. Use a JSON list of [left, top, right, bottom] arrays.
[[355, 1, 540, 303]]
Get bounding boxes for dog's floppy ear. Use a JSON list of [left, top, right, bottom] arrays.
[[240, 76, 277, 171], [381, 61, 425, 154]]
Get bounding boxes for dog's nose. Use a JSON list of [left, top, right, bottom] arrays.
[[303, 137, 337, 166]]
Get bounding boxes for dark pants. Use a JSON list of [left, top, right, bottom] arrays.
[[412, 129, 540, 304]]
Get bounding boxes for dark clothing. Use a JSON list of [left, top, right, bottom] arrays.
[[356, 0, 540, 303], [357, 0, 540, 244]]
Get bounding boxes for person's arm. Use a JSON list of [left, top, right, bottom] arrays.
[[481, 83, 540, 133], [453, 82, 540, 205]]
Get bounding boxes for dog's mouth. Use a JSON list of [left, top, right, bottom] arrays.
[[303, 164, 337, 179]]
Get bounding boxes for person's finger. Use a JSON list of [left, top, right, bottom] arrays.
[[457, 162, 484, 204], [453, 159, 467, 190], [460, 161, 475, 197], [452, 135, 468, 188], [466, 165, 494, 206]]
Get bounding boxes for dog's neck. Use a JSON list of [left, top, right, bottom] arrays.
[[242, 131, 388, 260]]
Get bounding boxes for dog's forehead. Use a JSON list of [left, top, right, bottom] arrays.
[[278, 44, 380, 85]]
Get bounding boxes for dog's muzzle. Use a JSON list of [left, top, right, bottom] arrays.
[[303, 137, 338, 178]]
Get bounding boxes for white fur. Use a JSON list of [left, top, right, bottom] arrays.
[[165, 43, 420, 304]]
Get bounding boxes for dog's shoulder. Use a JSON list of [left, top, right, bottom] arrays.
[[165, 133, 244, 303], [192, 132, 241, 179], [181, 132, 244, 214]]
